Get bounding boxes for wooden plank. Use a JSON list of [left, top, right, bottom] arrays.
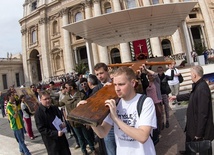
[[68, 60, 174, 126]]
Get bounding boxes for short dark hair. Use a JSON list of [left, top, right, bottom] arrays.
[[65, 80, 77, 90], [87, 74, 99, 86], [39, 90, 50, 99], [49, 81, 55, 85], [19, 94, 25, 100], [80, 78, 87, 84], [94, 63, 108, 72]]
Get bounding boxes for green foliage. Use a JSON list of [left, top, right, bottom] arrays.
[[73, 62, 88, 74], [194, 42, 206, 55]]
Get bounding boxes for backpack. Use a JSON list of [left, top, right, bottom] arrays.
[[136, 94, 159, 145]]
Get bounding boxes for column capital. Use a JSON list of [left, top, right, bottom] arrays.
[[21, 28, 27, 35], [39, 17, 48, 25], [82, 0, 92, 7], [59, 7, 69, 17]]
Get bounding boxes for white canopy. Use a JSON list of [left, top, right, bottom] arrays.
[[63, 2, 197, 46]]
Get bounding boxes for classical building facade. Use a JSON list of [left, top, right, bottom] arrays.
[[0, 54, 25, 91], [19, 0, 214, 84]]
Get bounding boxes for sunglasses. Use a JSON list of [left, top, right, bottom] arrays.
[[80, 82, 87, 87]]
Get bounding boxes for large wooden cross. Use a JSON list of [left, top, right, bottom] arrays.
[[68, 60, 173, 126]]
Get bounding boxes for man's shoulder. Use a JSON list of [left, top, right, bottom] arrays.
[[91, 83, 103, 94]]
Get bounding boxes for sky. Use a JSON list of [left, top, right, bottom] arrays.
[[0, 1, 23, 58]]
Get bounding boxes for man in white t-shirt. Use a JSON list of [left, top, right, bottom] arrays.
[[80, 66, 157, 155], [165, 61, 181, 105]]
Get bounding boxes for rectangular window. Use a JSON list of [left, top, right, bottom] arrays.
[[16, 73, 20, 87], [189, 14, 197, 19], [31, 1, 37, 11], [2, 74, 8, 90]]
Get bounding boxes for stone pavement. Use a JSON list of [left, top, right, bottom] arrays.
[[0, 103, 187, 155]]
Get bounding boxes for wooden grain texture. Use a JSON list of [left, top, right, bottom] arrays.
[[68, 60, 174, 126], [68, 84, 118, 126]]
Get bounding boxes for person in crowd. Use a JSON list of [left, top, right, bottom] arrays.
[[20, 95, 36, 140], [34, 91, 71, 155], [0, 91, 6, 117], [60, 80, 95, 155], [75, 73, 84, 91], [36, 86, 42, 102], [92, 62, 116, 155], [87, 74, 99, 96], [157, 66, 174, 129], [47, 81, 60, 106], [80, 78, 93, 99], [78, 66, 157, 155], [30, 85, 38, 98], [169, 65, 214, 155], [142, 65, 162, 136], [6, 92, 31, 155], [59, 83, 76, 140], [165, 61, 181, 105], [59, 83, 67, 102]]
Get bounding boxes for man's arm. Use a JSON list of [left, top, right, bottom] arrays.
[[105, 99, 154, 144], [91, 121, 112, 138]]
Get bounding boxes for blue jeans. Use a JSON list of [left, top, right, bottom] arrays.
[[104, 127, 116, 155], [14, 129, 31, 155]]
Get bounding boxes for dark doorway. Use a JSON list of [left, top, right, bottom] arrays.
[[110, 48, 121, 64], [30, 50, 42, 82], [78, 47, 88, 66], [161, 39, 172, 56]]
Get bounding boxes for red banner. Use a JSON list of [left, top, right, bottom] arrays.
[[133, 39, 148, 60]]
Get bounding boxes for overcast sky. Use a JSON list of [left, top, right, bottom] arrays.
[[0, 1, 23, 58]]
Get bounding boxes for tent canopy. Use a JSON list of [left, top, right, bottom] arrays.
[[63, 2, 197, 46]]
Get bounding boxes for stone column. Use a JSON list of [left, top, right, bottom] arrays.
[[61, 8, 75, 73], [112, 0, 121, 12], [39, 15, 51, 80], [163, 0, 183, 55], [201, 24, 208, 48], [120, 43, 132, 62], [182, 21, 193, 65], [198, 0, 214, 48], [86, 40, 94, 73], [113, 0, 132, 63], [150, 37, 163, 57], [143, 0, 162, 56], [21, 28, 30, 85], [142, 0, 151, 6], [73, 47, 78, 64], [188, 26, 194, 49], [163, 0, 170, 4], [85, 2, 99, 65], [94, 0, 109, 64], [172, 29, 183, 54]]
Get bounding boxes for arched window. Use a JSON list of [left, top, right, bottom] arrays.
[[104, 2, 112, 13], [126, 0, 136, 9], [53, 21, 58, 35], [32, 30, 36, 44], [55, 55, 61, 70], [75, 12, 82, 22]]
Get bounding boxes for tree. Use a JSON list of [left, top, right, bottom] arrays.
[[194, 41, 206, 55], [73, 62, 88, 74]]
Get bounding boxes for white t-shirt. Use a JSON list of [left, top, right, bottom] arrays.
[[165, 68, 180, 85], [104, 94, 157, 155]]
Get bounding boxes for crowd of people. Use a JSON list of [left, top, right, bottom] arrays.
[[1, 61, 214, 155]]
